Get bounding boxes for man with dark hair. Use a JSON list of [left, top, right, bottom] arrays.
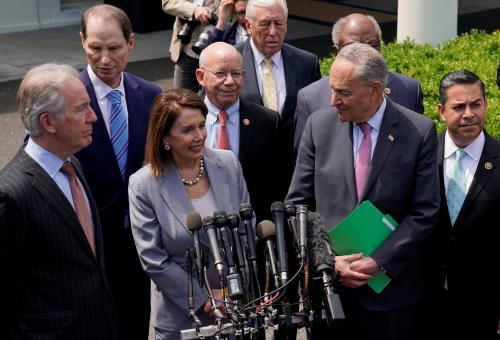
[[77, 4, 161, 340], [287, 43, 440, 340], [293, 13, 424, 156], [423, 69, 500, 339], [0, 63, 117, 340]]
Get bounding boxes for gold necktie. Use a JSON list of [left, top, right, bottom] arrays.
[[262, 58, 278, 111]]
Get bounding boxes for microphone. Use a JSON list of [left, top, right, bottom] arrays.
[[284, 200, 300, 257], [187, 211, 204, 287], [271, 201, 288, 285], [297, 205, 309, 262], [306, 212, 345, 322], [214, 211, 243, 300], [256, 220, 280, 290], [227, 213, 248, 284], [239, 203, 262, 298], [202, 216, 224, 279]]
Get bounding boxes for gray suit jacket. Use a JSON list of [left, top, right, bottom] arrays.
[[293, 74, 424, 155], [0, 149, 117, 339], [287, 99, 440, 311], [128, 148, 250, 338]]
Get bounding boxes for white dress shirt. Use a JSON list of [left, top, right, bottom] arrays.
[[235, 24, 249, 44], [87, 65, 129, 136], [443, 130, 484, 194], [249, 39, 286, 114]]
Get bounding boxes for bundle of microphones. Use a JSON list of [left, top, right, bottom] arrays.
[[181, 201, 345, 339]]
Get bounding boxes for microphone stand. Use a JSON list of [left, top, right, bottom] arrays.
[[186, 249, 203, 337]]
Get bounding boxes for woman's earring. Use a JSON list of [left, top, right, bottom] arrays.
[[164, 142, 171, 151]]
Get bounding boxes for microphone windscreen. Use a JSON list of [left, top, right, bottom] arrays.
[[256, 220, 276, 239], [227, 213, 240, 228], [271, 201, 285, 213], [239, 203, 253, 219], [307, 212, 334, 274], [284, 200, 296, 216], [187, 212, 202, 231]]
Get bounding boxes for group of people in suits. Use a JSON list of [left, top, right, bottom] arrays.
[[1, 0, 499, 339]]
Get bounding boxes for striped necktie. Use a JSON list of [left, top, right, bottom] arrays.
[[107, 90, 128, 179], [446, 149, 467, 225], [262, 58, 278, 111], [216, 111, 231, 150], [355, 122, 372, 201]]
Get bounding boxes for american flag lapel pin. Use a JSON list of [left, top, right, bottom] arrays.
[[388, 134, 394, 142]]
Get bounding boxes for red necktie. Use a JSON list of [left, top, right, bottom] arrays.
[[355, 122, 372, 201], [61, 162, 96, 255], [216, 111, 231, 150]]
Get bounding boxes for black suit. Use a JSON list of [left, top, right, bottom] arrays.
[[236, 40, 321, 199], [0, 149, 117, 340], [237, 97, 279, 221], [422, 132, 500, 339]]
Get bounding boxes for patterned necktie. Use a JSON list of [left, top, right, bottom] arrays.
[[216, 111, 231, 150], [447, 149, 467, 225], [61, 162, 96, 255], [355, 122, 372, 201], [107, 90, 128, 179], [262, 58, 278, 111]]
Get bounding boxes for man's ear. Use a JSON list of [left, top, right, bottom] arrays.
[[39, 112, 58, 134], [195, 68, 205, 88], [128, 32, 135, 52], [244, 18, 252, 35], [437, 103, 447, 122], [80, 31, 86, 49]]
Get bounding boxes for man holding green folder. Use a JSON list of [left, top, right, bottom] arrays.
[[287, 43, 440, 340]]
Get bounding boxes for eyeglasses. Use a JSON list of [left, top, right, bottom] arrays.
[[204, 69, 245, 80]]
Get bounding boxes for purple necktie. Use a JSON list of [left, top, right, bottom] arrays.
[[355, 122, 372, 201]]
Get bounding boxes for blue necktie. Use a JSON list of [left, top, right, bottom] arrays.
[[446, 149, 467, 225], [107, 90, 128, 179]]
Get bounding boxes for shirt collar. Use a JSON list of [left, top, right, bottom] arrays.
[[355, 97, 386, 132], [204, 97, 240, 125], [25, 137, 67, 178], [444, 129, 485, 161], [250, 38, 282, 67], [87, 65, 126, 100]]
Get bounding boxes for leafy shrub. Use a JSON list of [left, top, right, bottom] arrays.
[[319, 30, 500, 137]]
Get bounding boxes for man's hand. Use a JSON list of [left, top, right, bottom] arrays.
[[194, 6, 213, 25], [335, 253, 373, 288], [350, 256, 380, 276], [203, 289, 225, 316], [216, 0, 234, 29]]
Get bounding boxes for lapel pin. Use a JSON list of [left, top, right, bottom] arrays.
[[388, 134, 394, 142], [484, 162, 492, 170], [243, 118, 250, 126], [384, 87, 392, 95]]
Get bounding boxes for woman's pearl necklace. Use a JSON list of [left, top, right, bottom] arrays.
[[181, 158, 204, 186]]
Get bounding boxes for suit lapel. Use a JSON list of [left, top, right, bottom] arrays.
[[455, 133, 498, 226], [238, 99, 256, 167], [339, 120, 357, 204], [281, 45, 296, 127], [22, 151, 98, 262], [437, 133, 452, 226], [360, 100, 398, 201], [204, 149, 231, 210], [241, 41, 263, 105]]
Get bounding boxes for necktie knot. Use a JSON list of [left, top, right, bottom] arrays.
[[359, 122, 372, 136], [106, 90, 122, 104], [264, 57, 273, 68], [217, 111, 229, 126], [61, 162, 77, 179], [455, 148, 465, 162]]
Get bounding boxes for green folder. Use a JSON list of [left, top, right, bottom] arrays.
[[330, 200, 398, 293]]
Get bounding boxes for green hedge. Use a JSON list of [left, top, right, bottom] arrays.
[[319, 30, 500, 137]]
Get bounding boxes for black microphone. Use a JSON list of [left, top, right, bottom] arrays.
[[227, 213, 247, 282], [284, 200, 300, 257], [187, 211, 204, 287], [297, 205, 309, 262], [239, 203, 262, 298], [256, 220, 280, 290], [271, 201, 288, 285], [306, 212, 345, 322], [202, 216, 224, 279], [214, 211, 243, 300]]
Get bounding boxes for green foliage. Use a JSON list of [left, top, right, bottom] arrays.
[[319, 30, 500, 137]]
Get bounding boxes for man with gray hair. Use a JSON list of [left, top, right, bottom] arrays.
[[293, 13, 424, 157], [287, 43, 440, 340], [0, 63, 118, 339]]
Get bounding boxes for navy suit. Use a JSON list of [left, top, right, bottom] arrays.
[[236, 40, 321, 199], [75, 68, 161, 340], [294, 74, 424, 156], [0, 151, 117, 340], [206, 20, 239, 46]]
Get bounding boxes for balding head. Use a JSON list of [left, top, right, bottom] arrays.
[[331, 13, 382, 54], [81, 4, 132, 42], [196, 42, 245, 110]]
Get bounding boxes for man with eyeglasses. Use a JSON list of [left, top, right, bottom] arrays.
[[236, 0, 321, 201], [196, 42, 279, 222], [205, 0, 249, 46], [293, 13, 425, 158]]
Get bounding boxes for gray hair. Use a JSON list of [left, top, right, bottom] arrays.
[[336, 42, 387, 87], [17, 63, 79, 137], [331, 14, 382, 50], [246, 0, 288, 21]]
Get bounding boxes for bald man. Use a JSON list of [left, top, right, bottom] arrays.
[[293, 13, 424, 156], [196, 42, 279, 221]]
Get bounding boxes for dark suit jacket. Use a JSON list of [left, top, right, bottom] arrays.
[[426, 132, 500, 320], [287, 98, 440, 311], [236, 40, 321, 198], [206, 20, 239, 46], [238, 97, 279, 221], [293, 73, 424, 155], [0, 150, 117, 340]]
